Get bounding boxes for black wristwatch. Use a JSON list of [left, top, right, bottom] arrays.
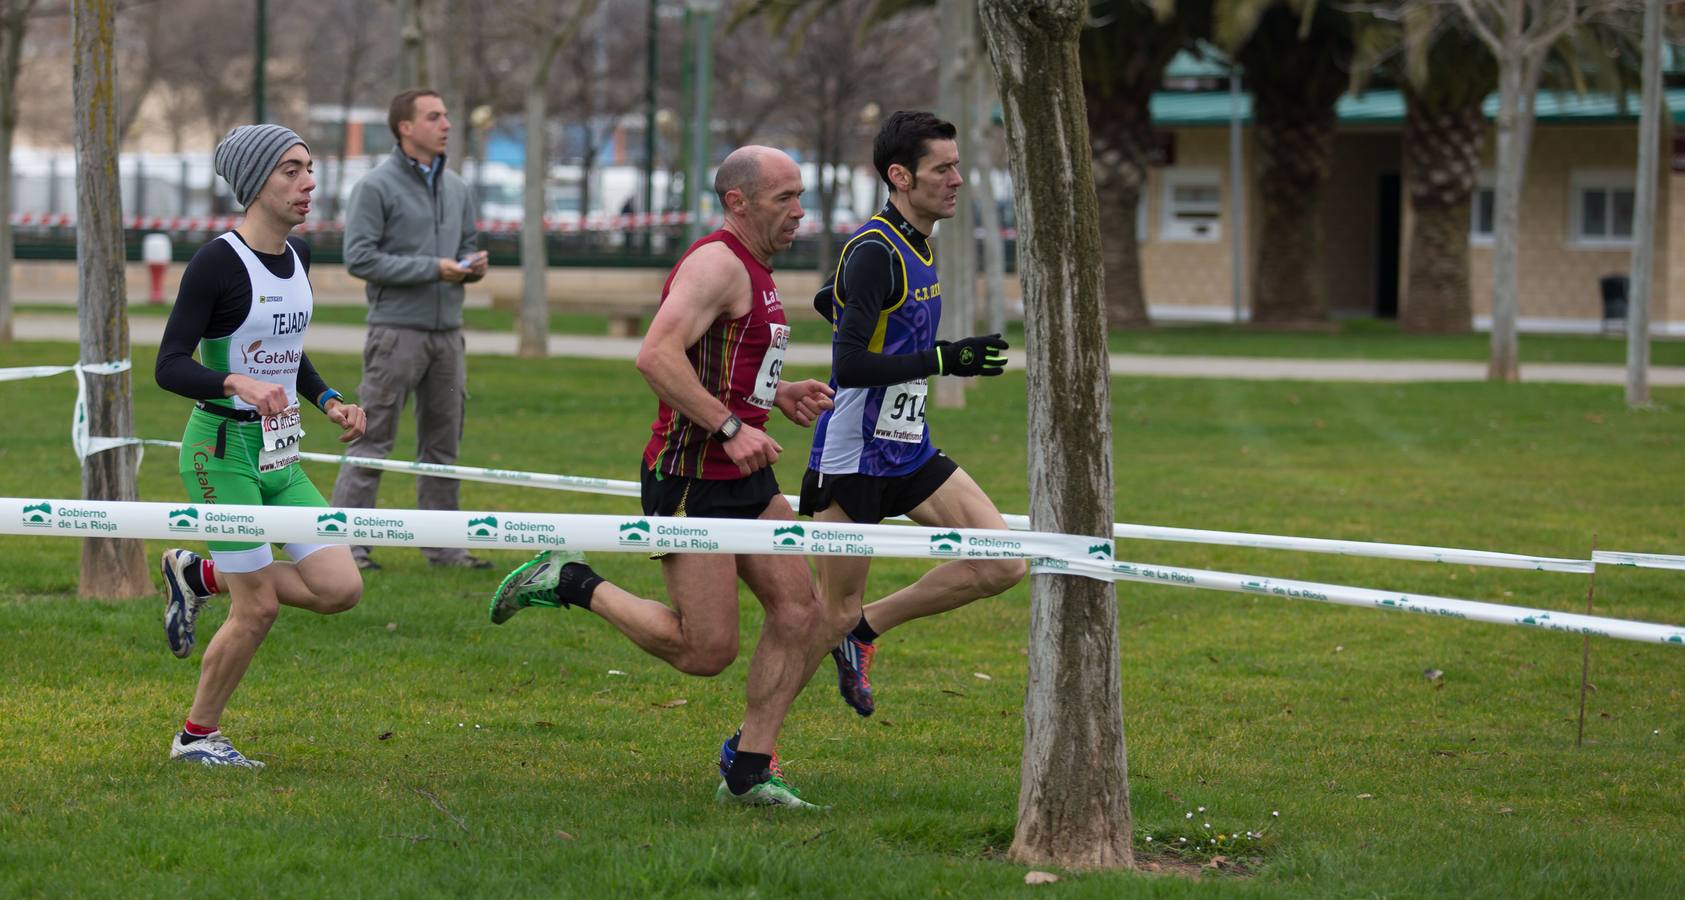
[[711, 413, 743, 442]]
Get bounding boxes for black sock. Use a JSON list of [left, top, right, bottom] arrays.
[[178, 730, 205, 745], [850, 616, 878, 645], [183, 560, 211, 597], [726, 751, 773, 795], [551, 562, 603, 610]]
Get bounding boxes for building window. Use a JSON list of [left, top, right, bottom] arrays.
[[1470, 181, 1495, 245], [1570, 172, 1636, 246], [1161, 168, 1222, 241]]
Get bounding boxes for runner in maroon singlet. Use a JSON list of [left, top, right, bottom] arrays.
[[488, 146, 835, 808]]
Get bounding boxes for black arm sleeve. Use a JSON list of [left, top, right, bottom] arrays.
[[155, 244, 239, 401], [831, 238, 940, 389]]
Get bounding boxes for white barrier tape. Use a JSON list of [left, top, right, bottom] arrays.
[[1079, 519, 1592, 574], [1030, 556, 1685, 647], [0, 360, 131, 383], [68, 362, 140, 466], [4, 495, 1672, 646], [1593, 550, 1685, 571], [91, 436, 1596, 575], [0, 497, 1096, 569]]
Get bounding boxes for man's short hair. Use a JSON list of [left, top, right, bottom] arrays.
[[714, 150, 764, 205], [873, 110, 957, 190], [388, 89, 442, 142]]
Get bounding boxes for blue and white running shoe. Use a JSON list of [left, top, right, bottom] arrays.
[[169, 731, 265, 769], [161, 549, 210, 659]]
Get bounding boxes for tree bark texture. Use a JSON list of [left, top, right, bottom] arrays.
[[1084, 85, 1150, 329], [0, 0, 34, 344], [1399, 95, 1484, 333], [519, 70, 551, 358], [1236, 5, 1352, 325], [516, 0, 598, 358], [1079, 0, 1192, 330], [1489, 52, 1539, 382], [73, 0, 150, 598], [935, 0, 976, 410], [979, 0, 1130, 871]]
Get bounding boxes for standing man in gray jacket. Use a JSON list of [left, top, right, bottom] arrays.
[[334, 89, 491, 570]]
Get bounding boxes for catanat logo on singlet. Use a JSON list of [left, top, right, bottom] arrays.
[[239, 339, 302, 367]]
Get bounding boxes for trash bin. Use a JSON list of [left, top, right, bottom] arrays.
[[1600, 273, 1628, 334]]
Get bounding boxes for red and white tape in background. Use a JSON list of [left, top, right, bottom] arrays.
[[8, 211, 1019, 239]]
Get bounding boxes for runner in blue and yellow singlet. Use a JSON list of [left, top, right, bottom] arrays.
[[800, 111, 1023, 718], [153, 124, 367, 769]]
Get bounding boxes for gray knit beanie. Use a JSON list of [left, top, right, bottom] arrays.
[[214, 124, 308, 208]]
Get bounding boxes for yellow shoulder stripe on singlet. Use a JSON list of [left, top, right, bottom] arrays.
[[865, 217, 911, 352]]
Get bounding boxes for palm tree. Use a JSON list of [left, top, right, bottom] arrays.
[[1084, 1, 1205, 328], [1220, 0, 1355, 325], [1393, 8, 1499, 333]]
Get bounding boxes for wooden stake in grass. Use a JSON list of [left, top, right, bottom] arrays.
[[1576, 535, 1598, 749]]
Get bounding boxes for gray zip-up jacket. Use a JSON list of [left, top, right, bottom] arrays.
[[344, 146, 481, 331]]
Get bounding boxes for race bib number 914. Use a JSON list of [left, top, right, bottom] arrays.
[[873, 379, 927, 443]]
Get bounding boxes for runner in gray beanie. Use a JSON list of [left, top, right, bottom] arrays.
[[213, 124, 308, 208]]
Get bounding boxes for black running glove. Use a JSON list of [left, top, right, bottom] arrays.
[[935, 334, 1009, 377]]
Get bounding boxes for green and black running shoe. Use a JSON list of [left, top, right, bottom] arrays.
[[488, 550, 585, 624]]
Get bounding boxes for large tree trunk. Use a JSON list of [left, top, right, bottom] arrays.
[[73, 0, 149, 598], [1488, 49, 1540, 382], [1237, 5, 1351, 326], [0, 0, 34, 344], [935, 0, 977, 410], [515, 1, 597, 357], [979, 0, 1129, 871], [438, 0, 469, 175], [519, 71, 550, 358], [1399, 95, 1485, 333], [814, 113, 838, 278], [1084, 85, 1150, 328], [1249, 98, 1336, 324], [397, 0, 426, 88]]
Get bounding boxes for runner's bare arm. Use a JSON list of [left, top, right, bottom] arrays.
[[634, 243, 781, 474], [635, 243, 749, 429]]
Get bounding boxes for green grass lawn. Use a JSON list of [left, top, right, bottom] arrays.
[[20, 301, 1685, 364], [1, 341, 1683, 897]]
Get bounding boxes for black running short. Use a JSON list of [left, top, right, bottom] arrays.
[[798, 451, 958, 524], [640, 465, 781, 520]]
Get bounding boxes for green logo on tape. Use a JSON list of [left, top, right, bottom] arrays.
[[316, 510, 349, 536], [771, 524, 806, 550], [21, 501, 53, 528], [168, 507, 200, 531], [467, 515, 500, 541], [929, 530, 962, 556], [618, 519, 652, 545]]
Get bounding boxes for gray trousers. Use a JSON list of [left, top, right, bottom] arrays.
[[331, 324, 470, 564]]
